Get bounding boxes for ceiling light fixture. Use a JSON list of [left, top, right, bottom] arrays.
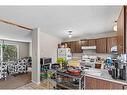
[[113, 21, 117, 32], [68, 31, 72, 38], [69, 34, 72, 38]]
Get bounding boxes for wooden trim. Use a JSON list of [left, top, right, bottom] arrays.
[[0, 19, 33, 31], [124, 6, 126, 53]]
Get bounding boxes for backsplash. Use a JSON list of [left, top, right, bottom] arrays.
[[72, 51, 117, 60]]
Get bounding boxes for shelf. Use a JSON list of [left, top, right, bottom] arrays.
[[56, 70, 85, 89], [57, 70, 84, 79], [57, 82, 79, 89]]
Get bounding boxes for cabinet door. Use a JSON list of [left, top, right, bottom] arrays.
[[110, 82, 124, 89], [85, 76, 93, 89], [107, 37, 117, 53], [88, 39, 96, 46], [61, 42, 65, 45], [117, 6, 126, 54], [66, 42, 71, 48], [70, 41, 76, 53], [85, 76, 110, 89], [81, 40, 88, 46], [126, 6, 127, 53], [97, 79, 110, 89], [75, 41, 82, 53], [96, 38, 107, 53]]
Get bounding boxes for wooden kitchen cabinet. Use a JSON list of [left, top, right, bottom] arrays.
[[117, 6, 127, 54], [66, 42, 71, 48], [96, 38, 107, 53], [81, 40, 88, 46], [110, 82, 124, 89], [61, 36, 117, 53], [107, 37, 117, 53], [81, 39, 96, 46], [61, 42, 66, 45], [61, 41, 82, 53], [85, 76, 110, 89], [85, 76, 94, 89], [85, 76, 126, 90], [70, 41, 76, 53], [88, 39, 96, 46], [75, 41, 82, 53], [96, 78, 110, 89]]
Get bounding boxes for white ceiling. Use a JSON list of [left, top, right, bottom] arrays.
[[0, 6, 122, 41]]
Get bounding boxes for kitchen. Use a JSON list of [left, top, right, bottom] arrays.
[[0, 5, 127, 90], [51, 6, 127, 89], [0, 1, 127, 95]]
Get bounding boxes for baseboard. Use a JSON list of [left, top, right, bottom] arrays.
[[31, 80, 40, 85]]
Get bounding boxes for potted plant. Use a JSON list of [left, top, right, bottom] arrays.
[[57, 58, 68, 69]]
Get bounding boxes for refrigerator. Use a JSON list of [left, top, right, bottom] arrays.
[[57, 48, 72, 61]]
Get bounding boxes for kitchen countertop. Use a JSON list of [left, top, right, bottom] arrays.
[[83, 68, 127, 85]]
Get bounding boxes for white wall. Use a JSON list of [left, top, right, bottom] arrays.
[[39, 32, 62, 63], [32, 28, 40, 84], [29, 42, 32, 57]]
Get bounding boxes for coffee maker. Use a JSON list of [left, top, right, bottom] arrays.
[[112, 59, 127, 81]]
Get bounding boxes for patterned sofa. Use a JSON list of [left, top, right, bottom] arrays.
[[0, 62, 8, 80], [0, 57, 32, 80]]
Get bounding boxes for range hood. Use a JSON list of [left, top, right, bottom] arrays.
[[81, 46, 96, 50], [111, 46, 117, 52], [111, 46, 117, 54]]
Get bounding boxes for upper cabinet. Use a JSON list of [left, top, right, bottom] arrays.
[[61, 36, 118, 53], [107, 37, 117, 53], [117, 6, 127, 54], [61, 37, 117, 53], [66, 42, 71, 48], [88, 39, 96, 46], [81, 39, 96, 46], [96, 38, 107, 53], [75, 41, 82, 53], [70, 41, 76, 53], [81, 40, 88, 46]]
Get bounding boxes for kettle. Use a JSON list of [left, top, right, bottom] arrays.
[[106, 56, 112, 66]]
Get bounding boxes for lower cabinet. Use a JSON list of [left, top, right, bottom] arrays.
[[85, 76, 110, 89], [85, 76, 126, 89], [110, 82, 124, 89]]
